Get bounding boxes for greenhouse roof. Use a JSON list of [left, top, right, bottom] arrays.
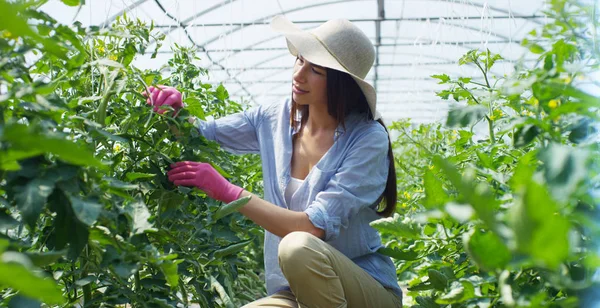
[[40, 0, 547, 124]]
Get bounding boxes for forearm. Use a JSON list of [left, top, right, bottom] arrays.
[[237, 190, 325, 239]]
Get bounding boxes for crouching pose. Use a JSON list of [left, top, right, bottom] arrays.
[[145, 15, 403, 308]]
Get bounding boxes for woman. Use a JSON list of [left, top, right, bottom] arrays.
[[145, 16, 403, 307]]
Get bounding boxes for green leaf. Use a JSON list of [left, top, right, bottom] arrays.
[[436, 90, 452, 100], [416, 296, 440, 308], [458, 50, 477, 65], [434, 157, 497, 229], [431, 74, 450, 84], [568, 118, 597, 143], [8, 295, 41, 308], [538, 143, 589, 202], [476, 151, 494, 169], [74, 276, 96, 287], [0, 210, 19, 230], [423, 169, 447, 208], [215, 84, 229, 102], [509, 151, 537, 192], [160, 258, 182, 289], [544, 54, 554, 71], [532, 81, 563, 102], [0, 239, 9, 252], [61, 0, 82, 6], [213, 239, 252, 259], [214, 196, 251, 220], [446, 105, 488, 128], [125, 200, 154, 235], [509, 180, 570, 268], [458, 77, 472, 84], [210, 275, 234, 308], [528, 43, 545, 54], [563, 85, 600, 107], [15, 178, 55, 228], [484, 52, 503, 69], [514, 124, 540, 148], [25, 250, 66, 267], [0, 0, 68, 59], [408, 282, 434, 291], [530, 215, 570, 269], [0, 257, 65, 305], [3, 124, 105, 169], [370, 215, 421, 239], [378, 247, 419, 261], [444, 203, 474, 223], [465, 229, 511, 271], [184, 97, 206, 119], [0, 149, 43, 171], [428, 269, 448, 290], [436, 281, 476, 304], [67, 195, 101, 226], [125, 172, 156, 181], [112, 262, 138, 279]]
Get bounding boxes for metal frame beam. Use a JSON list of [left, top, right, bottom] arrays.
[[374, 0, 385, 92], [151, 14, 544, 28], [155, 39, 528, 54], [98, 0, 149, 28]]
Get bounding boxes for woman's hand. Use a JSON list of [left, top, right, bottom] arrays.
[[167, 161, 243, 203], [143, 85, 184, 114]]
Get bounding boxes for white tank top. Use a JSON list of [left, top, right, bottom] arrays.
[[284, 177, 304, 206]]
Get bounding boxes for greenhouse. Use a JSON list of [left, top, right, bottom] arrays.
[[0, 0, 599, 307]]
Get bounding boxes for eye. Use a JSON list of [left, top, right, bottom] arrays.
[[311, 67, 323, 75], [297, 57, 304, 64]]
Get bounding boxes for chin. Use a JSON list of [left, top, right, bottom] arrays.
[[292, 95, 309, 105]]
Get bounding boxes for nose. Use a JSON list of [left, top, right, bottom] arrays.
[[292, 62, 308, 84]]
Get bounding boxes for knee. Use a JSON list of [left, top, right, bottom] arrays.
[[278, 231, 320, 268]]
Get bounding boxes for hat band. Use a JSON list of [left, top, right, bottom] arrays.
[[309, 32, 353, 77]]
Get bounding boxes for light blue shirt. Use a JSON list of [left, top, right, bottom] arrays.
[[195, 99, 402, 298]]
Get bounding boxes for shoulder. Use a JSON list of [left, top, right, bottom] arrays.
[[254, 98, 290, 123], [345, 114, 388, 143]]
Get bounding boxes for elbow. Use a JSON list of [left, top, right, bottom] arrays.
[[301, 212, 325, 240], [309, 226, 325, 240]]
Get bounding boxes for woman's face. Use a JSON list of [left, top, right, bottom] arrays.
[[292, 55, 328, 106]]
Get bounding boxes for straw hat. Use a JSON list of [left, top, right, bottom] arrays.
[[271, 15, 380, 120]]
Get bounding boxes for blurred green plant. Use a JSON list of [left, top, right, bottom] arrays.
[[0, 0, 265, 306], [376, 0, 600, 306]]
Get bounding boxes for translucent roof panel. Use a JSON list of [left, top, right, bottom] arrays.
[[40, 0, 547, 124]]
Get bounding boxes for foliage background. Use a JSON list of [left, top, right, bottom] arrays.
[[0, 0, 599, 307]]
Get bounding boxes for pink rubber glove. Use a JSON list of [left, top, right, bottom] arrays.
[[142, 85, 184, 114], [167, 161, 244, 203]]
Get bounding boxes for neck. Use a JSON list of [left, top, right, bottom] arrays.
[[302, 103, 338, 136]]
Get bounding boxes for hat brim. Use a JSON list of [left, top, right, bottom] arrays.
[[271, 16, 379, 120]]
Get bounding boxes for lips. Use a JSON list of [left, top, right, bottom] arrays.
[[292, 84, 308, 94]]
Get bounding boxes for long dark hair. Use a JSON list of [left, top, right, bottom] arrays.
[[290, 68, 397, 217]]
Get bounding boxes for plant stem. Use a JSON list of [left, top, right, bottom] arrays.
[[399, 126, 433, 155], [473, 60, 492, 89], [82, 246, 92, 305], [179, 278, 189, 306], [458, 83, 481, 105], [96, 72, 119, 126], [96, 91, 112, 127], [485, 115, 496, 144], [135, 272, 141, 293], [470, 80, 489, 88]]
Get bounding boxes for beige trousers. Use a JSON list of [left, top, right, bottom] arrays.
[[242, 232, 402, 308]]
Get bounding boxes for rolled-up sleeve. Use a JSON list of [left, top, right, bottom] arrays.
[[304, 128, 390, 241], [195, 105, 264, 155]]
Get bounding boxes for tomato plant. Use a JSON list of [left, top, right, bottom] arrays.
[[374, 0, 600, 306], [0, 1, 264, 307]]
